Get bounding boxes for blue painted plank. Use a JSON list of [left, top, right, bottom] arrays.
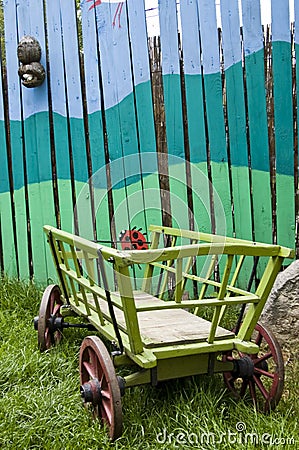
[[46, 0, 74, 233], [94, 1, 147, 239], [3, 0, 30, 278], [80, 0, 111, 243], [271, 0, 295, 248], [220, 0, 252, 243], [158, 0, 189, 231], [180, 0, 211, 234], [241, 0, 272, 245], [59, 0, 93, 240], [127, 0, 162, 229], [16, 0, 56, 281], [0, 48, 17, 275], [196, 0, 233, 237]]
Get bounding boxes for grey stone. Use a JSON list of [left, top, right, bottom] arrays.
[[260, 260, 299, 347]]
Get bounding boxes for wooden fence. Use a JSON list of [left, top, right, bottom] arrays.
[[0, 0, 298, 283]]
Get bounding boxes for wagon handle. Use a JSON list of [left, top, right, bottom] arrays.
[[234, 255, 259, 334], [97, 249, 124, 355]]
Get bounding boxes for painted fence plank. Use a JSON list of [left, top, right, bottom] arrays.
[[220, 0, 253, 284], [127, 0, 162, 231], [241, 0, 272, 245], [95, 1, 147, 242], [16, 0, 56, 281], [59, 0, 93, 240], [3, 0, 30, 279], [180, 0, 211, 234], [0, 42, 17, 276], [197, 0, 233, 237], [80, 0, 111, 245], [46, 0, 73, 233], [220, 0, 252, 240], [295, 0, 299, 244], [158, 0, 190, 231], [271, 0, 295, 250]]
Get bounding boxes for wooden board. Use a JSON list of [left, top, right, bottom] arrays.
[[87, 291, 234, 348]]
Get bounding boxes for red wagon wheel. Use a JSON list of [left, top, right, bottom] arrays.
[[37, 284, 63, 352], [79, 336, 123, 441], [223, 322, 284, 412]]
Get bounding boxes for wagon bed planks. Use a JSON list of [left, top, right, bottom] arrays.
[[84, 292, 234, 348]]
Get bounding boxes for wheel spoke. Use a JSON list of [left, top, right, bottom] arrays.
[[252, 352, 272, 365], [254, 367, 275, 379], [240, 379, 248, 397], [52, 303, 61, 316], [101, 401, 112, 424], [248, 379, 257, 407], [255, 331, 263, 346], [101, 388, 111, 401], [87, 348, 99, 378], [253, 375, 270, 400], [83, 361, 96, 379], [226, 373, 235, 384]]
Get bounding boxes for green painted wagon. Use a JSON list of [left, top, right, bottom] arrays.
[[35, 225, 294, 440]]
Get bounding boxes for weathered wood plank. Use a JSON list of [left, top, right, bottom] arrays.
[[241, 0, 272, 245], [80, 0, 111, 246], [0, 39, 17, 276], [59, 0, 93, 239], [94, 1, 147, 244], [127, 0, 162, 231], [180, 0, 211, 235], [16, 0, 56, 281], [3, 0, 30, 279], [220, 0, 252, 240], [271, 0, 295, 249], [196, 0, 233, 237], [96, 291, 234, 347], [46, 0, 73, 232], [158, 0, 190, 231]]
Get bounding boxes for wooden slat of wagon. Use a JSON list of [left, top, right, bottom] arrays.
[[16, 0, 56, 281], [0, 38, 17, 276], [45, 0, 73, 232], [197, 0, 233, 237], [241, 0, 272, 245], [3, 0, 30, 279], [180, 0, 211, 234], [271, 0, 295, 250]]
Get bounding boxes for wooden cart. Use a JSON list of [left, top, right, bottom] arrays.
[[35, 225, 294, 440]]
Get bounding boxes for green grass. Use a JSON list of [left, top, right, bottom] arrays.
[[0, 276, 298, 449]]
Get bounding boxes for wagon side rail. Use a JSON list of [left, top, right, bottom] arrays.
[[44, 226, 149, 362], [125, 226, 294, 345], [44, 225, 294, 357]]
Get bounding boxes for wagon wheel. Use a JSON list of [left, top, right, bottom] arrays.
[[38, 284, 63, 352], [79, 336, 123, 441], [223, 322, 284, 412]]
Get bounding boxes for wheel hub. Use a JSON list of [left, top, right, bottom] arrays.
[[233, 355, 255, 378], [80, 378, 102, 406]]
